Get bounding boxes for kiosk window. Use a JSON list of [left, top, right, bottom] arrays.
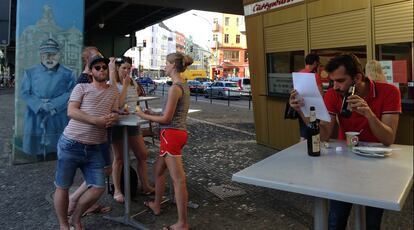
[[376, 42, 413, 110], [266, 51, 304, 97]]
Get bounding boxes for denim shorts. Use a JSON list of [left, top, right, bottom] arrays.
[[54, 135, 105, 189], [99, 142, 112, 168]]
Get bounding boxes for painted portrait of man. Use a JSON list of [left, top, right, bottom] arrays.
[[20, 38, 76, 160]]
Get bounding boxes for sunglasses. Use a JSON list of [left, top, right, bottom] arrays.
[[93, 65, 108, 71], [115, 57, 132, 65]]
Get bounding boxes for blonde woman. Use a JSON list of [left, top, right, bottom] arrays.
[[136, 52, 193, 230], [365, 60, 387, 82], [109, 56, 154, 203]]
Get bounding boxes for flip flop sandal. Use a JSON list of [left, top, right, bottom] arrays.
[[143, 200, 161, 216], [82, 204, 112, 217], [141, 190, 155, 196], [113, 193, 125, 203]]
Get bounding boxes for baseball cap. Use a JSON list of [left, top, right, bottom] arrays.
[[39, 38, 60, 54], [88, 53, 109, 69]]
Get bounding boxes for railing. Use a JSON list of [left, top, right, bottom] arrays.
[[152, 83, 252, 110]]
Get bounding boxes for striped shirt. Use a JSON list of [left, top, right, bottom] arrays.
[[63, 83, 119, 144]]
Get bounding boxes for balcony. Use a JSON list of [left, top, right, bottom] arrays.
[[212, 22, 219, 32]]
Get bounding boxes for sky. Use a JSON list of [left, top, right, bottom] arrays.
[[16, 0, 83, 37], [162, 10, 217, 49]]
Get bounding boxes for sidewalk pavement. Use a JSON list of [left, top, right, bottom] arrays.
[[0, 87, 412, 229]]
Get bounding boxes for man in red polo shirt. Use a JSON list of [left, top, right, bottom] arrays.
[[300, 53, 323, 94], [289, 53, 401, 229], [297, 53, 323, 140]]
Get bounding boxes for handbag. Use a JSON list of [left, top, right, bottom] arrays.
[[284, 101, 298, 120], [108, 166, 139, 198]]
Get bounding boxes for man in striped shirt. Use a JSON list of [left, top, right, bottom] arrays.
[[53, 54, 119, 230]]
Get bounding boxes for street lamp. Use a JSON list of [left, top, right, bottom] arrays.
[[137, 39, 146, 76], [192, 13, 218, 79]]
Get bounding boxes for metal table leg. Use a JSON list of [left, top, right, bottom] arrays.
[[314, 198, 328, 230], [354, 205, 366, 230], [104, 126, 149, 230]]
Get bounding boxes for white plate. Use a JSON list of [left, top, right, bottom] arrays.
[[353, 146, 392, 154], [352, 149, 392, 158]]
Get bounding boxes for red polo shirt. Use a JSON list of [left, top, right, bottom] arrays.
[[323, 79, 401, 142], [300, 67, 322, 88]]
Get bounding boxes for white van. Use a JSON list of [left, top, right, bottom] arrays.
[[237, 78, 251, 95]]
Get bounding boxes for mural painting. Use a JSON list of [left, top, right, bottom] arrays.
[[13, 1, 84, 163]]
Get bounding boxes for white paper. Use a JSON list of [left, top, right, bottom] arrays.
[[292, 72, 331, 122]]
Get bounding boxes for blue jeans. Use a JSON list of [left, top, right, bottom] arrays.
[[54, 135, 105, 189], [100, 142, 111, 168], [328, 200, 384, 230]]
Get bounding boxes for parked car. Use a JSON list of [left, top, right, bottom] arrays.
[[187, 80, 204, 94], [237, 78, 251, 96], [227, 77, 251, 93], [201, 81, 212, 89], [194, 77, 209, 83], [136, 76, 154, 86], [153, 76, 171, 84], [204, 81, 241, 99]]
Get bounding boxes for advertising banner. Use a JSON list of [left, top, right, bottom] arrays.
[[13, 0, 84, 163]]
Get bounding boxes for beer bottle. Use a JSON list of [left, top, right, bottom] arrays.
[[340, 85, 355, 118], [307, 106, 320, 157]]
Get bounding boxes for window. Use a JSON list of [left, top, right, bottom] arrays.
[[224, 34, 229, 43], [224, 50, 239, 62], [266, 51, 305, 96], [236, 35, 240, 44], [244, 50, 248, 62], [375, 42, 413, 108], [213, 18, 218, 24], [236, 18, 239, 26], [225, 17, 230, 26], [213, 34, 218, 41]]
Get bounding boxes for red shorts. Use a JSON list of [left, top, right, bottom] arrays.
[[160, 129, 188, 156]]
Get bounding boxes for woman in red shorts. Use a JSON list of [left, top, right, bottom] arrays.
[[136, 52, 193, 230]]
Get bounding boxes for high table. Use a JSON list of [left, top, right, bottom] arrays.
[[232, 141, 413, 230], [104, 115, 150, 230], [137, 96, 159, 106]]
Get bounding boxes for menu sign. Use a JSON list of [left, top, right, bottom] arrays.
[[379, 61, 393, 83], [379, 60, 408, 83], [392, 60, 408, 83]]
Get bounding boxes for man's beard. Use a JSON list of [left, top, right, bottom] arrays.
[[335, 88, 346, 96], [42, 60, 58, 69], [93, 75, 107, 82]]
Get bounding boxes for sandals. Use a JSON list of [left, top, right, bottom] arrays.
[[82, 204, 111, 217], [113, 193, 125, 203], [141, 189, 155, 196], [143, 200, 161, 216]]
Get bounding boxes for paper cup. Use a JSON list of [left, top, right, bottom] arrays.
[[345, 132, 359, 148]]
